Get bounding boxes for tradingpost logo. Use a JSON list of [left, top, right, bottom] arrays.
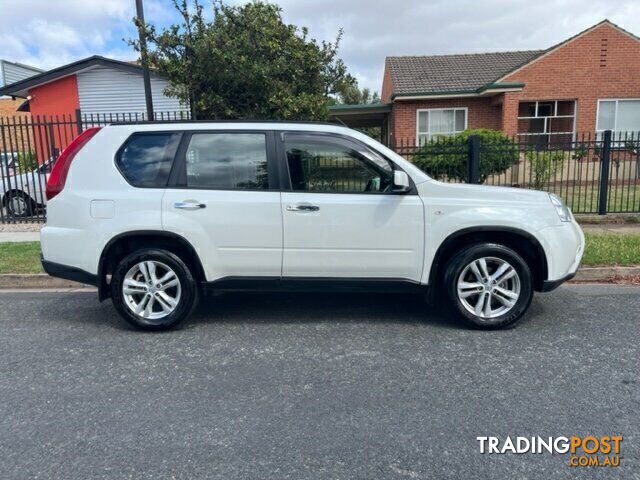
[[477, 435, 623, 467]]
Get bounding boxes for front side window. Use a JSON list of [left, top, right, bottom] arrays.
[[116, 133, 182, 187], [417, 108, 466, 144], [185, 133, 268, 189], [285, 136, 393, 193], [597, 99, 640, 138]]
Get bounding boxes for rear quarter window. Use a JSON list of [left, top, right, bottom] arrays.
[[116, 133, 182, 187]]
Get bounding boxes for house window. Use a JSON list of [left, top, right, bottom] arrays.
[[597, 99, 640, 138], [517, 100, 576, 146], [416, 108, 467, 144]]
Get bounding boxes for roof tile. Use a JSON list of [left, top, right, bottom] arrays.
[[387, 50, 544, 96]]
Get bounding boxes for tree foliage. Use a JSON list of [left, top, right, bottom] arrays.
[[334, 84, 380, 105], [412, 129, 519, 183], [131, 0, 356, 120]]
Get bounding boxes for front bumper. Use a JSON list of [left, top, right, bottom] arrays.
[[537, 220, 585, 283], [540, 271, 577, 292]]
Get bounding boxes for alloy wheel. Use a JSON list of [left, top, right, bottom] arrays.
[[9, 195, 27, 216], [456, 256, 521, 320], [122, 260, 182, 320]]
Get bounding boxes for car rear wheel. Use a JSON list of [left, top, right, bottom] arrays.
[[110, 249, 199, 331], [443, 243, 533, 329]]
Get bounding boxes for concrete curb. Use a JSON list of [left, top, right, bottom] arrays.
[[0, 274, 88, 289], [0, 267, 639, 290], [571, 266, 640, 282]]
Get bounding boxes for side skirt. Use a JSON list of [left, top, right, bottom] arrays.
[[202, 276, 428, 294]]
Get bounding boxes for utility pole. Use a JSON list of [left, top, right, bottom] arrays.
[[136, 0, 154, 121]]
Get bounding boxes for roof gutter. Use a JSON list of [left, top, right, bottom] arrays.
[[391, 82, 525, 101]]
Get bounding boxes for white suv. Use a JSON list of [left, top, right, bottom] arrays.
[[40, 122, 584, 331]]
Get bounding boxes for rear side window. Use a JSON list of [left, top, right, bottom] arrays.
[[116, 133, 181, 187], [184, 133, 268, 190]]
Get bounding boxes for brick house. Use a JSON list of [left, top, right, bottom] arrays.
[[330, 20, 640, 147]]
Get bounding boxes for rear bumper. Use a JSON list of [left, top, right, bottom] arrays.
[[41, 255, 98, 286]]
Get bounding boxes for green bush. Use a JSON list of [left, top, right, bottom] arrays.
[[412, 129, 519, 183], [16, 152, 38, 172], [525, 149, 565, 189]]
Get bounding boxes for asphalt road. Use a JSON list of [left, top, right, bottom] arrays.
[[0, 285, 638, 479]]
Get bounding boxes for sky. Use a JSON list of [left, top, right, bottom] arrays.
[[1, 0, 640, 91]]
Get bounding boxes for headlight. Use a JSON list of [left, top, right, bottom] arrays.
[[549, 193, 572, 222]]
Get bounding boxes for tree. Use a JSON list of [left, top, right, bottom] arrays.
[[131, 0, 356, 121], [335, 84, 380, 105]]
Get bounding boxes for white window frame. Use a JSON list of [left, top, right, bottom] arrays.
[[516, 100, 576, 142], [596, 98, 640, 136], [416, 107, 468, 145]]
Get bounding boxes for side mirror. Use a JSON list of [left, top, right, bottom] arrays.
[[393, 170, 410, 193]]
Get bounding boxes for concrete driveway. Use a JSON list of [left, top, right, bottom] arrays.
[[0, 285, 638, 479]]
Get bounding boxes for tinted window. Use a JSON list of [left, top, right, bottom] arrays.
[[117, 133, 181, 187], [285, 137, 393, 193], [185, 133, 268, 189]]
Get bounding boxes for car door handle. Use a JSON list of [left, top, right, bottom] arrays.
[[286, 203, 320, 212], [174, 201, 206, 210]]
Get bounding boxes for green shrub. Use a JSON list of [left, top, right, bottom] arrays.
[[411, 129, 519, 183], [16, 152, 38, 172], [525, 149, 565, 189]]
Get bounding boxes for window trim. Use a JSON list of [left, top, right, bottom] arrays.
[[596, 98, 640, 135], [278, 131, 417, 195], [415, 107, 468, 146], [168, 130, 281, 191], [516, 100, 576, 142]]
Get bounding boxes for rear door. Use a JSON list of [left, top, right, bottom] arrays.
[[279, 132, 424, 280], [162, 130, 283, 281]]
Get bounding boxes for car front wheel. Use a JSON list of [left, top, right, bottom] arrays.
[[110, 249, 199, 331], [5, 191, 34, 217], [443, 243, 534, 329]]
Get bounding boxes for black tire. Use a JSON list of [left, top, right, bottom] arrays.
[[5, 190, 35, 218], [443, 243, 534, 329], [110, 248, 199, 331]]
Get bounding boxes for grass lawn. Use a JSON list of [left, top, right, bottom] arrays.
[[582, 232, 640, 266], [0, 234, 639, 275], [0, 241, 43, 274]]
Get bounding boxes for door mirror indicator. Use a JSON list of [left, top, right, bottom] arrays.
[[393, 170, 410, 193]]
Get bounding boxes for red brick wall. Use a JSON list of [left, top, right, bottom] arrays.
[[0, 98, 32, 154], [390, 97, 502, 144], [381, 61, 394, 104], [501, 22, 640, 135]]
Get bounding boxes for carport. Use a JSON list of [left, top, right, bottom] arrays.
[[328, 103, 392, 146]]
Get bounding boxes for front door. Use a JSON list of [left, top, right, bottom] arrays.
[[162, 131, 282, 281], [279, 133, 424, 281]]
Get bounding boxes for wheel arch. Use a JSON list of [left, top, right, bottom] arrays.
[[97, 230, 206, 301], [428, 226, 549, 292]]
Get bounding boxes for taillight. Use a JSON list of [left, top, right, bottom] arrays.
[[46, 127, 102, 200]]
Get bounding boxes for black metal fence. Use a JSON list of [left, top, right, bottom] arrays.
[[0, 110, 189, 223], [393, 131, 640, 215], [0, 108, 639, 223]]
